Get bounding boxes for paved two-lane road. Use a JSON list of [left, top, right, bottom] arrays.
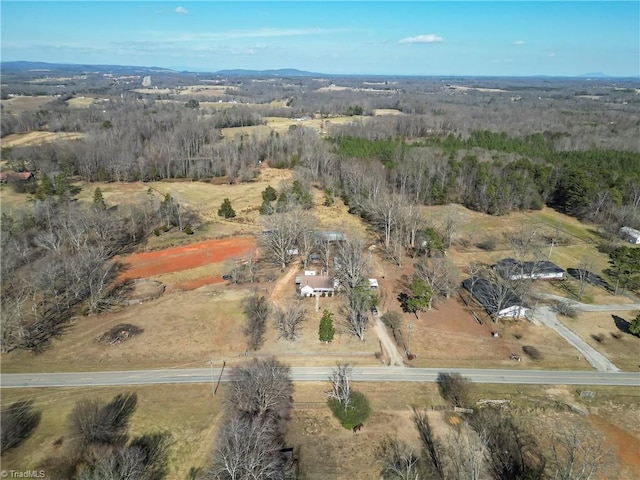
[[2, 367, 638, 388]]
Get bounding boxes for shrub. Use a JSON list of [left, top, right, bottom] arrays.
[[514, 333, 523, 340], [183, 226, 194, 235], [153, 229, 160, 236], [327, 391, 371, 429], [477, 237, 497, 251], [610, 332, 622, 340], [555, 300, 577, 318], [522, 345, 542, 360], [591, 333, 605, 343]]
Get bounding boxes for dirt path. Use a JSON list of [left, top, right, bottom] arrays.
[[271, 262, 300, 308], [373, 316, 405, 367]]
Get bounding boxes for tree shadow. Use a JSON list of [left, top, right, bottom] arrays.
[[612, 315, 630, 334], [397, 292, 409, 313]]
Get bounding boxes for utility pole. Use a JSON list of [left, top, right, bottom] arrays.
[[209, 359, 215, 397]]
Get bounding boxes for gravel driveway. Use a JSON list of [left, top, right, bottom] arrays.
[[531, 306, 620, 372]]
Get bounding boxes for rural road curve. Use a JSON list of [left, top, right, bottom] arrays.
[[2, 367, 638, 388], [532, 306, 620, 372]]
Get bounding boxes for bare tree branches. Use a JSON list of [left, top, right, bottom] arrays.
[[377, 436, 422, 480], [342, 285, 372, 341], [209, 358, 295, 480], [326, 363, 352, 411], [242, 293, 270, 351], [548, 427, 611, 480], [274, 301, 306, 341]]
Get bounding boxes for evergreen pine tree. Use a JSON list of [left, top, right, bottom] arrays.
[[35, 174, 54, 199], [218, 198, 236, 218], [319, 309, 335, 342], [261, 185, 277, 202], [93, 187, 107, 210]]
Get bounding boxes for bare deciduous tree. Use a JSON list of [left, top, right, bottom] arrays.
[[342, 285, 371, 341], [260, 209, 304, 269], [242, 293, 270, 351], [444, 428, 488, 480], [436, 373, 474, 408], [548, 427, 611, 480], [334, 234, 367, 290], [414, 256, 459, 306], [326, 363, 352, 411], [228, 358, 294, 421], [274, 301, 306, 341], [377, 436, 422, 480]]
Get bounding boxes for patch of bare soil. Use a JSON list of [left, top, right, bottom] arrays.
[[96, 324, 143, 345], [116, 237, 256, 291]]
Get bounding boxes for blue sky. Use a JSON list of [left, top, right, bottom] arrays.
[[1, 1, 639, 76]]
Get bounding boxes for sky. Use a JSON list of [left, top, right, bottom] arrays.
[[1, 1, 639, 77]]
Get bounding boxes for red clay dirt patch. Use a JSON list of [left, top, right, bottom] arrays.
[[588, 414, 640, 478], [116, 237, 255, 290]]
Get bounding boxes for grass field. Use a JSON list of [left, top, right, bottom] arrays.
[[0, 384, 222, 478]]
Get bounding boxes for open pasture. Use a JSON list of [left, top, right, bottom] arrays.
[[1, 131, 85, 148], [0, 384, 221, 479]]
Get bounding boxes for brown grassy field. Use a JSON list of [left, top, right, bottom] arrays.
[[554, 310, 640, 371], [1, 131, 85, 148], [0, 95, 55, 113], [0, 384, 221, 479]]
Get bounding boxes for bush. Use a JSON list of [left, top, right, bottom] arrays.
[[591, 333, 605, 343], [183, 226, 194, 235], [153, 228, 160, 236], [327, 391, 371, 429], [555, 300, 577, 318], [477, 237, 497, 251], [522, 345, 542, 360]]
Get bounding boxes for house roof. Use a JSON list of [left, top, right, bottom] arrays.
[[462, 277, 525, 315], [15, 171, 34, 180], [316, 231, 346, 242], [300, 275, 334, 290], [495, 258, 564, 278]]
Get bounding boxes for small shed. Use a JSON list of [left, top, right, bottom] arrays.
[[368, 278, 379, 289]]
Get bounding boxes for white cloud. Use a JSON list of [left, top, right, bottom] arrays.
[[175, 6, 188, 15], [399, 34, 443, 44], [513, 40, 525, 45], [547, 52, 556, 57]]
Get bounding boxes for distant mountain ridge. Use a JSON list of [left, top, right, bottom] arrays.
[[1, 61, 636, 80], [1, 61, 322, 77]]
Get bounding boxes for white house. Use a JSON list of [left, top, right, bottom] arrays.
[[620, 226, 640, 245], [495, 258, 565, 281], [299, 275, 335, 297]]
